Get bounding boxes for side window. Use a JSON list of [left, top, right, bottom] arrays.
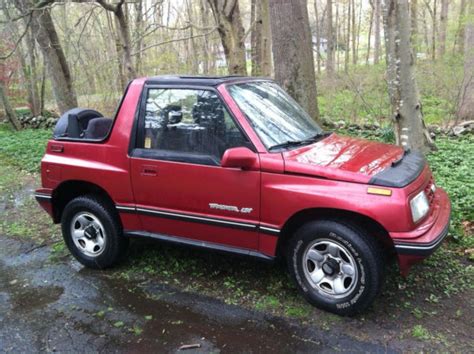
[[138, 89, 250, 165]]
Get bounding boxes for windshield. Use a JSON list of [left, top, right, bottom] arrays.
[[227, 81, 323, 149]]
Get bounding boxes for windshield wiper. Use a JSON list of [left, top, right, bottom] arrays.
[[268, 140, 307, 151], [268, 132, 332, 151]]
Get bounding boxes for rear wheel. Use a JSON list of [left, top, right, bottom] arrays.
[[287, 220, 384, 316], [61, 195, 128, 269]]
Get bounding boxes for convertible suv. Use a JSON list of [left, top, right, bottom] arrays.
[[35, 76, 451, 315]]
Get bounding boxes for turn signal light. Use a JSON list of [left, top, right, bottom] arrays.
[[367, 187, 392, 196]]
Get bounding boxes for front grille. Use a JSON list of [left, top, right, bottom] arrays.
[[425, 176, 435, 206]]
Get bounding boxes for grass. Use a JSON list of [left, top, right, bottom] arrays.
[[412, 324, 431, 340], [0, 124, 51, 173]]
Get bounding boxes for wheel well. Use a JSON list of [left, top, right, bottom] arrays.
[[51, 180, 115, 223], [277, 208, 395, 258]]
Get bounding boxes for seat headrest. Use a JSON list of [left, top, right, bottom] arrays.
[[83, 117, 113, 139]]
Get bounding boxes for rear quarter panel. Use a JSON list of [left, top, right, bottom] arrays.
[[40, 78, 146, 229]]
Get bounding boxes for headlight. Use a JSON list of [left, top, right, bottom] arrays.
[[410, 191, 430, 223]]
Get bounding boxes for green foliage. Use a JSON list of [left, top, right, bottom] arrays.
[[412, 325, 431, 340], [0, 124, 51, 173], [318, 64, 389, 123], [426, 136, 474, 247], [421, 95, 452, 125], [317, 57, 463, 126]]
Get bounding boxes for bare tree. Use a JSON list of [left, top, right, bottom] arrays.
[[199, 0, 211, 73], [259, 0, 272, 76], [366, 0, 374, 65], [344, 0, 351, 72], [351, 0, 357, 65], [250, 0, 262, 75], [207, 0, 247, 75], [326, 0, 335, 75], [314, 0, 322, 73], [437, 0, 449, 58], [14, 0, 77, 114], [251, 0, 271, 76], [457, 1, 474, 121], [373, 0, 381, 64], [383, 0, 435, 152], [0, 80, 22, 130], [269, 0, 320, 121], [1, 0, 42, 116], [424, 0, 437, 61], [454, 0, 467, 53], [96, 0, 136, 85]]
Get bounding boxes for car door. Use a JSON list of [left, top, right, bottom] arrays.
[[129, 86, 260, 250]]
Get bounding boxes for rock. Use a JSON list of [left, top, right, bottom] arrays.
[[46, 118, 57, 126], [452, 120, 474, 136], [335, 120, 346, 128]]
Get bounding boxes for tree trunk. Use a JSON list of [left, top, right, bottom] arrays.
[[344, 0, 351, 72], [199, 0, 211, 74], [269, 0, 320, 122], [30, 6, 77, 114], [25, 29, 41, 116], [382, 0, 435, 152], [411, 0, 418, 61], [335, 1, 340, 70], [326, 0, 335, 75], [366, 0, 374, 65], [457, 2, 474, 120], [207, 0, 247, 75], [437, 0, 449, 58], [428, 0, 437, 61], [374, 0, 381, 64], [314, 0, 321, 74], [112, 13, 126, 90], [134, 0, 144, 75], [0, 81, 22, 130], [351, 0, 357, 65], [251, 0, 263, 75], [5, 2, 42, 117], [186, 0, 199, 74], [260, 0, 272, 76], [115, 4, 136, 81], [454, 0, 467, 53]]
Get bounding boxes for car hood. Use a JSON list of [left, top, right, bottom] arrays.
[[283, 133, 406, 184]]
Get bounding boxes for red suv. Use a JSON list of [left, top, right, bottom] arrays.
[[35, 76, 451, 315]]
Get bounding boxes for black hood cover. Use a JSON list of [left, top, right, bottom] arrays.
[[369, 150, 426, 188]]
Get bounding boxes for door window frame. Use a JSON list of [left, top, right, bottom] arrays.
[[129, 84, 256, 166]]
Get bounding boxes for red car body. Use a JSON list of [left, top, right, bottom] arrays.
[[35, 76, 451, 276]]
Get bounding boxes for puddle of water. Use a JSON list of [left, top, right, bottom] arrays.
[[11, 286, 64, 312], [0, 236, 387, 353], [14, 185, 35, 208], [0, 183, 35, 213]]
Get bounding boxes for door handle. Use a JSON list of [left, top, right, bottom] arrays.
[[140, 165, 157, 176]]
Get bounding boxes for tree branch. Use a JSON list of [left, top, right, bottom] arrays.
[[130, 28, 217, 57], [0, 13, 32, 60]]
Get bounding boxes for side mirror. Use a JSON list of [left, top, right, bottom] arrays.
[[221, 147, 258, 170]]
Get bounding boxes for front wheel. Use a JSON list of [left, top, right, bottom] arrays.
[[287, 220, 384, 316], [61, 195, 128, 269]]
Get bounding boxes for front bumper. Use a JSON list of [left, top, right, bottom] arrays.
[[390, 188, 451, 275]]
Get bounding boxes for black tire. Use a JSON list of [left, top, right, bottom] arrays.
[[61, 195, 128, 269], [287, 220, 384, 316]]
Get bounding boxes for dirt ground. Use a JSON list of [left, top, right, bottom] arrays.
[[0, 167, 473, 353]]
